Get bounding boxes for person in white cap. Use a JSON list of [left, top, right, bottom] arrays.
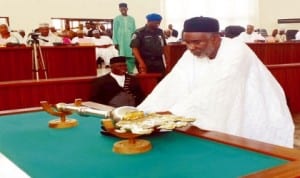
[[38, 23, 62, 46], [0, 24, 19, 46]]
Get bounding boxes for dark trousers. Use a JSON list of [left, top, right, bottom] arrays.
[[140, 56, 165, 73]]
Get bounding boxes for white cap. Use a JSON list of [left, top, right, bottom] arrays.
[[39, 23, 49, 28]]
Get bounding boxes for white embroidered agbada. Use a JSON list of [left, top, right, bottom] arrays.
[[138, 37, 294, 148], [92, 36, 119, 65]]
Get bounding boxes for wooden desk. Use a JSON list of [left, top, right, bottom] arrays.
[[165, 42, 300, 68], [0, 76, 94, 110], [165, 43, 186, 72], [0, 46, 97, 81], [247, 42, 300, 64], [0, 74, 162, 111], [0, 47, 32, 81], [0, 109, 300, 177], [41, 46, 97, 78], [267, 63, 300, 113]]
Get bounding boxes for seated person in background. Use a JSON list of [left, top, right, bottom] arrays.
[[0, 24, 20, 46], [98, 23, 112, 37], [17, 30, 27, 44], [83, 21, 92, 35], [87, 22, 97, 37], [265, 29, 279, 43], [38, 23, 62, 46], [49, 26, 59, 36], [130, 13, 167, 74], [276, 29, 287, 42], [71, 30, 93, 45], [295, 30, 300, 40], [60, 31, 72, 45], [61, 23, 76, 39], [235, 24, 265, 43], [77, 24, 84, 33], [92, 30, 119, 67], [138, 16, 294, 148], [167, 24, 178, 38], [164, 30, 178, 43], [91, 56, 145, 107]]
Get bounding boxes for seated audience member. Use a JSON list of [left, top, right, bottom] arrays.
[[10, 29, 27, 45], [83, 21, 92, 35], [138, 16, 294, 148], [295, 30, 300, 40], [38, 23, 62, 46], [91, 56, 145, 107], [168, 24, 178, 38], [276, 29, 287, 42], [0, 24, 20, 46], [164, 30, 178, 43], [71, 30, 93, 45], [60, 31, 72, 45], [92, 30, 119, 67], [235, 24, 265, 43], [61, 23, 76, 39], [87, 22, 97, 37], [18, 30, 27, 44], [49, 26, 59, 36], [265, 29, 279, 43], [98, 23, 112, 37], [77, 24, 84, 33]]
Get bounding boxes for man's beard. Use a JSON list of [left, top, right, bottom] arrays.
[[191, 51, 207, 59]]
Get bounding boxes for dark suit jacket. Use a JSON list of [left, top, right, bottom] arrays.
[[90, 73, 145, 107], [171, 29, 179, 38]]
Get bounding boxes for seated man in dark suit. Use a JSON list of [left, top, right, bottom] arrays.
[[91, 56, 145, 107], [168, 24, 178, 38]]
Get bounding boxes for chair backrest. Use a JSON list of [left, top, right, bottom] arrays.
[[224, 25, 245, 38], [286, 29, 299, 41], [257, 28, 268, 37]]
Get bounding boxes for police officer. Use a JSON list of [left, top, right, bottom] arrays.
[[130, 13, 167, 74]]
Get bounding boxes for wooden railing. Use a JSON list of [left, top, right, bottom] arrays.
[[0, 46, 97, 81], [266, 63, 300, 113], [0, 74, 162, 111]]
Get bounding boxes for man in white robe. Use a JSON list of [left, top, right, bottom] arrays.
[[37, 23, 62, 46], [138, 16, 294, 148], [0, 24, 20, 46], [92, 30, 118, 66], [235, 24, 265, 43]]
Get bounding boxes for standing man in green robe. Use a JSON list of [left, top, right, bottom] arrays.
[[113, 2, 136, 74]]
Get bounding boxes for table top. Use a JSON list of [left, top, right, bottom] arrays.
[[1, 109, 300, 178]]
